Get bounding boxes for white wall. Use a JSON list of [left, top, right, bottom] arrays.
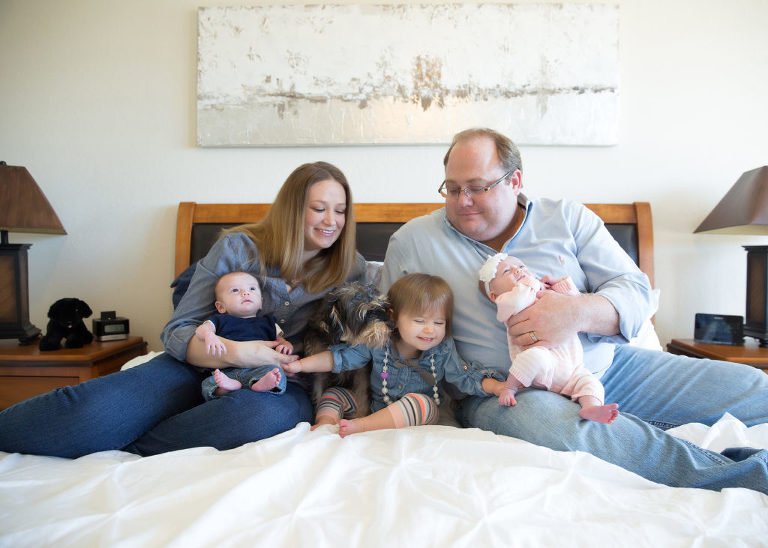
[[1, 0, 766, 351]]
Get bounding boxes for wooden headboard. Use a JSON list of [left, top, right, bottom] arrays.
[[175, 202, 654, 286]]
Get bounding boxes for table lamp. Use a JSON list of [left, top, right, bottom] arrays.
[[0, 163, 66, 343], [695, 166, 768, 345]]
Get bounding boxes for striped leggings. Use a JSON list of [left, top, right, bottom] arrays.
[[316, 387, 439, 428]]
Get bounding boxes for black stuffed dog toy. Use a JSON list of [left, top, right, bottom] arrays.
[[39, 298, 94, 351]]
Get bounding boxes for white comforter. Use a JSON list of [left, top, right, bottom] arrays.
[[1, 414, 767, 547]]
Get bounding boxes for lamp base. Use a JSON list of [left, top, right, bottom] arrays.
[[0, 323, 41, 345], [0, 242, 41, 345], [744, 245, 768, 349], [743, 331, 768, 347]]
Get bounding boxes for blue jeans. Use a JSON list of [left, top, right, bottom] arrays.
[[0, 353, 313, 458], [459, 345, 768, 492]]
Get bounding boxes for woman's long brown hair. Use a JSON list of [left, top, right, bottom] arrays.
[[229, 161, 357, 293]]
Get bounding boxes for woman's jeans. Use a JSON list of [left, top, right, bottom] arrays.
[[459, 345, 768, 493], [0, 352, 313, 458]]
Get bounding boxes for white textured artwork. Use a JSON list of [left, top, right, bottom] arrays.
[[197, 4, 619, 146]]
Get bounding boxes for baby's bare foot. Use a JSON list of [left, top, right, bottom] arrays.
[[579, 403, 620, 424], [213, 369, 242, 395], [251, 368, 281, 392]]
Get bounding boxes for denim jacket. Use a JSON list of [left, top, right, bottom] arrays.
[[330, 337, 492, 412]]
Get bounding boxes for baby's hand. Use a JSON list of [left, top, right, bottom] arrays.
[[275, 336, 294, 355], [498, 389, 518, 407], [204, 333, 227, 356], [507, 283, 537, 309], [541, 275, 578, 296]]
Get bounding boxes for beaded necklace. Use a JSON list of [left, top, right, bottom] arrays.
[[380, 343, 440, 406]]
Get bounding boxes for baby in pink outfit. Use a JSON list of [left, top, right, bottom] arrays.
[[478, 253, 619, 424]]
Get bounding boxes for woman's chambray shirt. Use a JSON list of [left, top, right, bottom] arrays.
[[162, 232, 367, 362], [329, 337, 489, 413]]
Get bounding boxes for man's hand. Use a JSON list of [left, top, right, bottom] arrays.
[[507, 290, 581, 347], [507, 290, 620, 348]]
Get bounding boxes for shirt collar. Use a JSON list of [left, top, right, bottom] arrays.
[[440, 192, 533, 251]]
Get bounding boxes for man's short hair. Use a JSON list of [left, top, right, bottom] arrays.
[[443, 128, 523, 174]]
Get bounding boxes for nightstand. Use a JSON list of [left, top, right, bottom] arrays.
[[0, 336, 147, 409], [667, 338, 768, 372]]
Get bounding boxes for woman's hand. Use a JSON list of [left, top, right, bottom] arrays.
[[186, 336, 298, 369], [235, 339, 299, 366]]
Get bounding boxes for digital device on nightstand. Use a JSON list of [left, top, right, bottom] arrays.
[[92, 311, 130, 341], [694, 313, 744, 345]]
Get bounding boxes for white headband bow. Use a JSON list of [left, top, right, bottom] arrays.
[[478, 253, 508, 296]]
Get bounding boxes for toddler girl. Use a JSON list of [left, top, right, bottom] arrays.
[[285, 273, 489, 436]]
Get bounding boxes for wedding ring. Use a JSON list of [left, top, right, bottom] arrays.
[[529, 331, 538, 343]]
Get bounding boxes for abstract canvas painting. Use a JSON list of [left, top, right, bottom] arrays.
[[197, 4, 619, 146]]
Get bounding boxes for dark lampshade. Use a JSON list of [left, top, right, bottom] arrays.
[[0, 164, 66, 238], [0, 163, 66, 344], [695, 166, 768, 235], [695, 166, 768, 345]]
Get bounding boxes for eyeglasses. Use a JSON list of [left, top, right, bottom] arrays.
[[438, 170, 512, 199]]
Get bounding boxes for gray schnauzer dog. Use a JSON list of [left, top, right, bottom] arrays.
[[304, 281, 391, 418]]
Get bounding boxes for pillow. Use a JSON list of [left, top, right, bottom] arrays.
[[628, 319, 663, 351], [122, 351, 163, 370], [366, 260, 383, 288]]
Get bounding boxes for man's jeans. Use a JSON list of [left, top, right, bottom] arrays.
[[460, 345, 768, 492]]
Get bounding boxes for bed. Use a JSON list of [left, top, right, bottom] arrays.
[[1, 201, 766, 546]]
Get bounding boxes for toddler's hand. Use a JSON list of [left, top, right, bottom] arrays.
[[282, 360, 304, 376]]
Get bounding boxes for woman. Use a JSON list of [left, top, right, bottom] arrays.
[[0, 162, 366, 458]]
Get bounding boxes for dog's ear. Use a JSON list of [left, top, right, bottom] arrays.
[[325, 291, 340, 305], [327, 305, 346, 340], [76, 300, 93, 318], [47, 300, 62, 320]]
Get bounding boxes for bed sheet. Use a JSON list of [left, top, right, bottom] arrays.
[[1, 414, 766, 547]]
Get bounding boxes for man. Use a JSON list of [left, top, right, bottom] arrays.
[[380, 127, 768, 492]]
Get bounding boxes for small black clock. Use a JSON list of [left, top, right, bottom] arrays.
[[93, 311, 130, 341], [694, 313, 744, 346]]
